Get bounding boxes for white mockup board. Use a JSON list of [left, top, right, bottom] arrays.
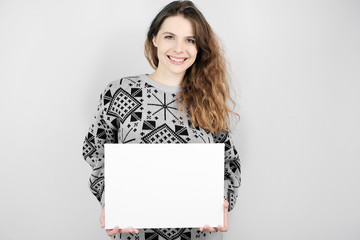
[[104, 143, 224, 229]]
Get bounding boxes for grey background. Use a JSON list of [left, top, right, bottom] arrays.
[[1, 0, 359, 239]]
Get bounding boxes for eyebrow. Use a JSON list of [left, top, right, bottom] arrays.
[[162, 31, 195, 38]]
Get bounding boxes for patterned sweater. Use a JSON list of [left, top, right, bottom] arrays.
[[82, 74, 241, 240]]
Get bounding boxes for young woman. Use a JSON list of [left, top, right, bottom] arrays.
[[82, 1, 241, 239]]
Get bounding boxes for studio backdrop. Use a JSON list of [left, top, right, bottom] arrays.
[[0, 0, 359, 240]]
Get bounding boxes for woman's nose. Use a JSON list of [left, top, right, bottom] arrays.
[[173, 40, 185, 53]]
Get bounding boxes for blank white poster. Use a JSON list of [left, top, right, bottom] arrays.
[[104, 143, 225, 229]]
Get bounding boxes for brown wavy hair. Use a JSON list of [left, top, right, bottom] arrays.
[[144, 0, 238, 134]]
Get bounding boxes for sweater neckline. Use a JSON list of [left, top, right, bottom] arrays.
[[140, 74, 181, 94]]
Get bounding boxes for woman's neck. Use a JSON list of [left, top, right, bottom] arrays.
[[148, 69, 184, 87]]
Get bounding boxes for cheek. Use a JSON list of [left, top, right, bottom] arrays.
[[156, 47, 167, 60], [189, 45, 198, 55], [158, 39, 172, 49], [157, 44, 171, 56], [190, 48, 198, 58]]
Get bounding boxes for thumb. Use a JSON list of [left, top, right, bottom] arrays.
[[224, 199, 229, 208], [100, 207, 105, 228], [101, 219, 105, 228]]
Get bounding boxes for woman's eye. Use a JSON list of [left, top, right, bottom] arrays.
[[187, 39, 195, 44], [165, 35, 174, 40]]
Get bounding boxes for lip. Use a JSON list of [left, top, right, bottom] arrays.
[[167, 55, 187, 65]]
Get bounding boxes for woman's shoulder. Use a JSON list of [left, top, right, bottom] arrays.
[[102, 74, 146, 93]]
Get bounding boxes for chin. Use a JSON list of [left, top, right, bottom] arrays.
[[169, 67, 190, 75], [168, 64, 195, 75]]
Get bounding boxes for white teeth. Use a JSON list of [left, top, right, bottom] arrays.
[[169, 56, 185, 62]]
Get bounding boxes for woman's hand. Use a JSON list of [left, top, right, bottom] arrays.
[[198, 199, 229, 232], [100, 206, 139, 237]]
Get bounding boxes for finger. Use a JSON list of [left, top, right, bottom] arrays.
[[208, 227, 217, 232], [100, 207, 105, 228], [106, 226, 119, 237], [223, 200, 229, 229], [119, 228, 136, 234], [217, 225, 228, 232], [120, 227, 139, 234], [100, 216, 105, 228], [202, 225, 217, 232], [224, 199, 229, 208], [213, 199, 230, 233], [201, 225, 209, 232]]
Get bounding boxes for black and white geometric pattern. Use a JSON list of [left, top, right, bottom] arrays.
[[82, 74, 241, 240], [107, 87, 142, 123], [142, 123, 187, 143]]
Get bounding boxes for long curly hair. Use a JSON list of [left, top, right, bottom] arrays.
[[144, 0, 238, 134]]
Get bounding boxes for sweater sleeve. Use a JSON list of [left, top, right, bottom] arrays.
[[82, 83, 118, 209], [212, 132, 241, 212]]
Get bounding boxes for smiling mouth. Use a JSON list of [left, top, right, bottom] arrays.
[[167, 55, 187, 63]]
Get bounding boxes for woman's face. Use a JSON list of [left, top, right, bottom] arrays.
[[152, 15, 198, 78]]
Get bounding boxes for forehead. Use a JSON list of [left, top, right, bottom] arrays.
[[159, 15, 194, 36]]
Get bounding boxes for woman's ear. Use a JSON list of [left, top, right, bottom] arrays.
[[152, 36, 158, 48]]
